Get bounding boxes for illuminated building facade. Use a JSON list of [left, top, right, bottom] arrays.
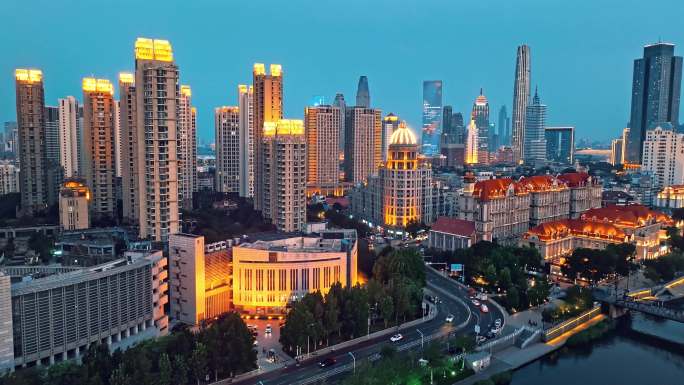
[[262, 119, 306, 232], [641, 126, 684, 189], [512, 44, 531, 163], [610, 138, 623, 166], [557, 172, 603, 218], [82, 78, 117, 219], [232, 230, 357, 315], [523, 89, 547, 167], [253, 63, 283, 213], [382, 113, 400, 162], [344, 107, 382, 184], [58, 96, 80, 177], [518, 175, 570, 227], [238, 85, 254, 198], [118, 72, 139, 225], [134, 38, 180, 242], [215, 106, 241, 193], [545, 126, 574, 164], [421, 80, 443, 156], [305, 105, 342, 196], [464, 119, 479, 165], [58, 178, 90, 231], [471, 90, 490, 164], [15, 69, 48, 214], [0, 161, 20, 195], [655, 185, 684, 210], [169, 234, 232, 325], [178, 85, 197, 209]]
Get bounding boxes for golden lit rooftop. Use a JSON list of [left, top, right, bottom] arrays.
[[253, 63, 266, 75], [118, 72, 134, 84], [389, 121, 417, 146], [82, 78, 114, 95], [270, 64, 282, 77], [180, 85, 192, 97], [135, 37, 174, 62], [15, 68, 43, 83]]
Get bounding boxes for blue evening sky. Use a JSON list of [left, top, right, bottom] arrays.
[[1, 0, 682, 144]]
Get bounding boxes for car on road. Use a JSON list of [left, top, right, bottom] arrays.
[[390, 333, 404, 342], [476, 336, 487, 344], [494, 318, 502, 329], [445, 314, 455, 323], [480, 304, 489, 313], [318, 357, 337, 368], [265, 324, 272, 334], [471, 299, 481, 307]]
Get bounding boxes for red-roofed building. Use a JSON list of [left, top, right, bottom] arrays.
[[428, 217, 477, 251], [557, 172, 602, 218], [518, 175, 570, 226]]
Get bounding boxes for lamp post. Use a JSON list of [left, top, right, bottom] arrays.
[[348, 351, 356, 373], [417, 329, 424, 352]]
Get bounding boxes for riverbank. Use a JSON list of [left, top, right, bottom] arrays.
[[565, 318, 615, 348]]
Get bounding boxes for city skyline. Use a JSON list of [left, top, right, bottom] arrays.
[[2, 0, 683, 144]]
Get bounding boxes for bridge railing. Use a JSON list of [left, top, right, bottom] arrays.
[[543, 305, 601, 342]]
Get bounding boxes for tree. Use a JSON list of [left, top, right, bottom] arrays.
[[506, 287, 520, 310], [498, 268, 512, 290], [484, 265, 498, 288], [172, 355, 189, 385], [378, 294, 394, 328], [82, 343, 114, 384], [323, 293, 341, 344], [158, 353, 172, 385], [189, 342, 208, 385], [46, 362, 85, 385], [28, 232, 54, 264], [527, 278, 551, 307], [109, 364, 131, 385]]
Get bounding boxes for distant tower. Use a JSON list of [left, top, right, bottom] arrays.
[[498, 105, 509, 146], [178, 85, 197, 209], [382, 113, 400, 161], [523, 88, 547, 167], [238, 85, 254, 198], [465, 119, 479, 165], [356, 76, 370, 108], [118, 72, 138, 225], [471, 89, 490, 163], [344, 107, 382, 184], [442, 105, 453, 143], [626, 43, 682, 163], [44, 105, 62, 206], [215, 106, 241, 193], [512, 45, 531, 163], [421, 80, 443, 156], [305, 105, 342, 195], [333, 93, 346, 152]]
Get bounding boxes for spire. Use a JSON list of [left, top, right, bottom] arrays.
[[532, 86, 540, 104], [480, 87, 483, 96]]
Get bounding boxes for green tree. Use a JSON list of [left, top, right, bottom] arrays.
[[172, 355, 189, 385], [378, 294, 394, 328], [189, 342, 208, 385], [109, 364, 131, 385], [46, 361, 85, 385], [323, 293, 341, 344], [158, 353, 172, 385], [484, 265, 498, 287], [498, 267, 512, 290], [506, 286, 520, 310]]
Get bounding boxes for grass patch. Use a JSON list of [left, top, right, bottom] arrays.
[[565, 319, 615, 348]]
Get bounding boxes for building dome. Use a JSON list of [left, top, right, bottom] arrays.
[[389, 121, 417, 146]]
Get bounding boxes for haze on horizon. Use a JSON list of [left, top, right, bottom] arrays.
[[1, 0, 682, 144]]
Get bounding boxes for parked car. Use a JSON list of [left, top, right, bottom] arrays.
[[445, 314, 455, 323], [480, 304, 489, 313], [472, 299, 481, 307], [476, 336, 487, 344], [390, 333, 404, 342], [494, 318, 502, 329], [318, 357, 337, 368]]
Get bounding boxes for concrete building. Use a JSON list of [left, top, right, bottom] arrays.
[[3, 122, 18, 157], [5, 250, 168, 368], [114, 100, 121, 178], [0, 274, 11, 373], [134, 38, 180, 242], [58, 178, 90, 231], [427, 217, 477, 251], [178, 86, 197, 210], [232, 230, 357, 315], [118, 72, 138, 226], [641, 126, 684, 189], [44, 105, 62, 207], [0, 161, 20, 195], [262, 120, 307, 232], [545, 126, 574, 164], [518, 175, 570, 227], [215, 106, 240, 193], [464, 119, 478, 165], [55, 228, 130, 267], [655, 185, 684, 211], [82, 78, 117, 219], [305, 105, 341, 196], [169, 234, 232, 326], [238, 85, 254, 198], [382, 113, 400, 162], [15, 69, 49, 215], [512, 45, 531, 163], [58, 96, 80, 177], [523, 89, 547, 167], [344, 107, 382, 184], [610, 138, 624, 166], [557, 172, 602, 218]]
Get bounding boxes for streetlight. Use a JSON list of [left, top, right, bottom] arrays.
[[417, 329, 424, 351], [348, 351, 356, 373]]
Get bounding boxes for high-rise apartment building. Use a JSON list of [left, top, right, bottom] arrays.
[[3, 122, 18, 157], [545, 126, 575, 164], [621, 127, 630, 164], [382, 113, 400, 162], [15, 69, 49, 214], [82, 78, 117, 219], [0, 161, 20, 195], [523, 89, 547, 167], [610, 138, 624, 166], [118, 72, 138, 225], [134, 38, 180, 242], [344, 107, 382, 184], [627, 43, 682, 163], [215, 106, 240, 193], [238, 85, 254, 198], [641, 126, 684, 189], [471, 90, 490, 163], [44, 105, 62, 206], [58, 97, 80, 177], [58, 178, 90, 231], [512, 45, 531, 163], [355, 76, 370, 108], [114, 100, 122, 178], [305, 105, 341, 196], [421, 80, 443, 156], [178, 85, 197, 209], [253, 63, 283, 213], [262, 120, 306, 232], [333, 93, 346, 153], [464, 119, 479, 165]]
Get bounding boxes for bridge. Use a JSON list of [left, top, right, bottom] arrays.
[[595, 276, 684, 323]]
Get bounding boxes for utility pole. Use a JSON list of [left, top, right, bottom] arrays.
[[417, 329, 424, 352]]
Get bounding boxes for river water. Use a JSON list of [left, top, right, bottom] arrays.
[[511, 313, 684, 385]]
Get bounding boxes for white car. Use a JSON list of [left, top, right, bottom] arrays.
[[445, 314, 455, 323], [471, 299, 481, 307], [480, 304, 489, 313], [494, 319, 502, 329], [390, 333, 403, 342], [265, 324, 272, 334]]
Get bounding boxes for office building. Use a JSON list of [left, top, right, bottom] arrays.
[[421, 80, 443, 156], [333, 93, 346, 153], [262, 119, 306, 232], [118, 72, 138, 225], [58, 97, 80, 177], [440, 143, 465, 168], [82, 78, 117, 219], [169, 234, 232, 326], [641, 125, 684, 189], [556, 172, 602, 218], [44, 105, 62, 207], [523, 89, 547, 167], [232, 230, 358, 315], [305, 105, 342, 196], [253, 63, 283, 213], [215, 106, 241, 193], [512, 44, 531, 163], [178, 85, 197, 209], [442, 105, 453, 144], [471, 90, 490, 163], [238, 85, 254, 198], [545, 126, 574, 164], [134, 38, 180, 242], [464, 119, 478, 165], [518, 175, 570, 226], [58, 178, 90, 231], [627, 43, 682, 163], [355, 76, 370, 108], [3, 122, 18, 157], [610, 138, 624, 166], [382, 113, 400, 162], [498, 105, 510, 146], [344, 107, 382, 184], [0, 161, 19, 195]]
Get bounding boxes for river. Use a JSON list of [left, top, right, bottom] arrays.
[[511, 312, 684, 385]]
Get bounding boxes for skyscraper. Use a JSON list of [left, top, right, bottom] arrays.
[[178, 85, 196, 209], [465, 119, 478, 165], [134, 38, 179, 242], [118, 72, 138, 225], [333, 93, 346, 152], [642, 125, 684, 189], [442, 105, 453, 143], [471, 89, 490, 163], [215, 106, 240, 193], [238, 85, 254, 198], [512, 45, 531, 163], [421, 80, 443, 156], [113, 100, 122, 177], [44, 105, 62, 206], [305, 105, 341, 196], [82, 77, 117, 219], [627, 43, 682, 163], [545, 126, 575, 164], [262, 119, 306, 232], [452, 112, 465, 144], [344, 107, 382, 184], [498, 105, 509, 146], [610, 138, 624, 166], [252, 63, 283, 213], [355, 76, 370, 108], [15, 69, 48, 214], [524, 88, 547, 167], [382, 113, 400, 161]]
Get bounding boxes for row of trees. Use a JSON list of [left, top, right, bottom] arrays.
[[0, 312, 256, 385], [561, 243, 637, 284], [279, 248, 425, 356]]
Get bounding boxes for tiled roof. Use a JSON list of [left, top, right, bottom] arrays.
[[518, 175, 567, 191], [430, 217, 476, 237], [472, 178, 527, 201], [581, 204, 672, 227], [526, 219, 627, 241], [557, 172, 593, 187]]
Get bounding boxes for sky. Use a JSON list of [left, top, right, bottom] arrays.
[[1, 0, 683, 144]]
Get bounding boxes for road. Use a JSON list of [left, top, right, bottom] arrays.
[[234, 266, 505, 385]]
